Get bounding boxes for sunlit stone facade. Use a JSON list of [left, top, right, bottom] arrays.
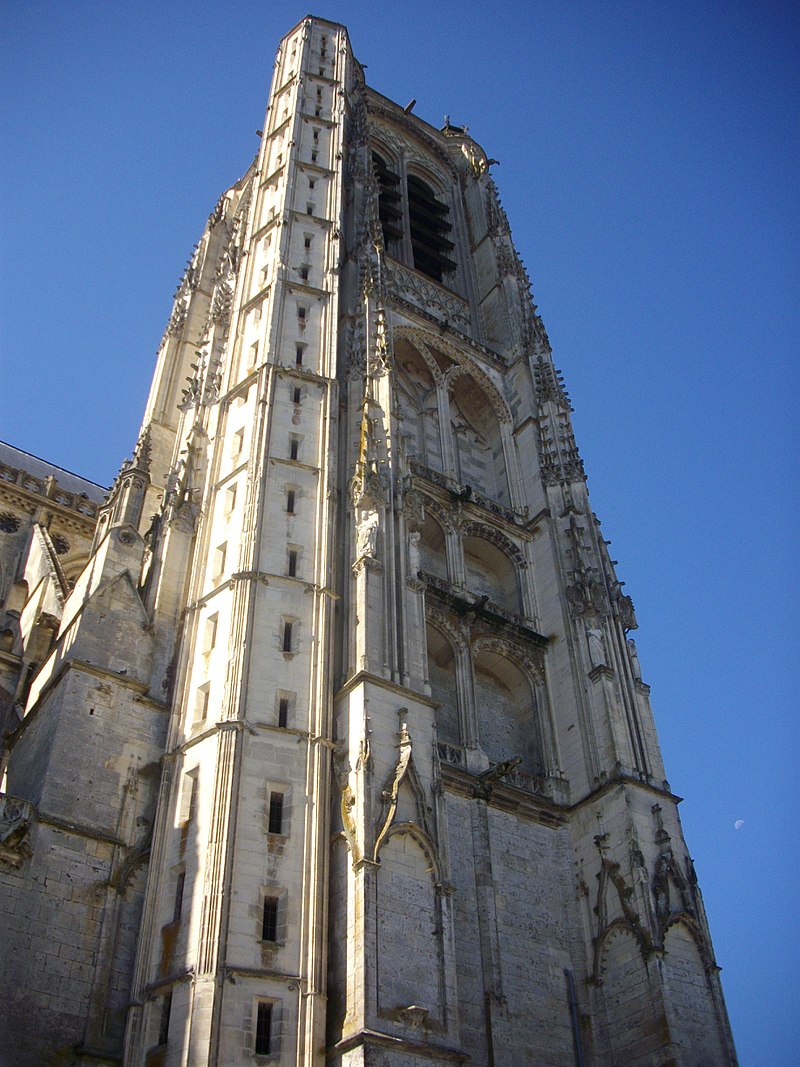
[[0, 17, 736, 1067]]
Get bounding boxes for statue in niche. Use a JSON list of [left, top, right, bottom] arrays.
[[653, 853, 671, 926], [586, 621, 607, 668], [356, 514, 379, 559], [408, 530, 421, 577], [627, 637, 642, 681]]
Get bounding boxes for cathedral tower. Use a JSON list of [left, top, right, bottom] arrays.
[[0, 18, 736, 1067]]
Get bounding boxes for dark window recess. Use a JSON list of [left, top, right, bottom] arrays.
[[173, 872, 186, 923], [371, 152, 403, 245], [293, 386, 302, 404], [255, 1002, 272, 1055], [158, 993, 172, 1046], [268, 792, 284, 834], [286, 490, 295, 514], [295, 345, 304, 365], [289, 439, 299, 461], [288, 550, 297, 577], [278, 697, 289, 727], [407, 174, 456, 283], [262, 896, 279, 941], [282, 622, 293, 653]]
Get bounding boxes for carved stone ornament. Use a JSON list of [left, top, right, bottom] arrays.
[[0, 512, 20, 533], [373, 719, 413, 861], [332, 742, 361, 865], [472, 757, 522, 801], [0, 795, 35, 868]]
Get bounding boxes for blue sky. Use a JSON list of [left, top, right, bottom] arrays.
[[2, 2, 797, 1062]]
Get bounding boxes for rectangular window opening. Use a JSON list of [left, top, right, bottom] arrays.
[[304, 236, 312, 249], [232, 428, 245, 459], [298, 264, 309, 280], [180, 769, 199, 824], [212, 542, 227, 582], [293, 386, 302, 404], [255, 1002, 272, 1055], [268, 792, 285, 835], [287, 550, 297, 577], [295, 344, 304, 366], [282, 622, 293, 653], [289, 438, 299, 461], [311, 151, 318, 163], [262, 896, 279, 941], [203, 614, 218, 654], [286, 489, 295, 514], [195, 683, 210, 722]]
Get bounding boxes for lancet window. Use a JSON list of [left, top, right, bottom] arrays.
[[449, 374, 509, 504], [472, 644, 543, 775], [394, 339, 442, 471], [463, 532, 520, 616], [371, 150, 456, 284]]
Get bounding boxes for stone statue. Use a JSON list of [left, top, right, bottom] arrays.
[[586, 622, 607, 668], [356, 515, 379, 558], [627, 637, 642, 681], [408, 530, 421, 576]]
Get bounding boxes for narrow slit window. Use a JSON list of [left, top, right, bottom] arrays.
[[268, 792, 284, 834], [311, 150, 318, 163], [262, 896, 279, 941], [293, 386, 302, 404], [286, 489, 295, 514], [158, 992, 172, 1046], [173, 871, 186, 923], [304, 236, 312, 250], [306, 203, 314, 216], [282, 622, 293, 653], [297, 305, 306, 322], [255, 1002, 272, 1055], [295, 344, 304, 366], [278, 697, 289, 727], [289, 438, 299, 461], [287, 550, 297, 577], [298, 264, 309, 280]]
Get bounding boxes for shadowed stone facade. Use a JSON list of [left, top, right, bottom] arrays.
[[0, 17, 736, 1067]]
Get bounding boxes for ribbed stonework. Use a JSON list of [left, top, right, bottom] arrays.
[[0, 17, 736, 1067]]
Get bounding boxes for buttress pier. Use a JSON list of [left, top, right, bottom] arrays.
[[0, 17, 736, 1067]]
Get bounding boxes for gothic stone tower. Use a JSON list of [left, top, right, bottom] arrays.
[[0, 17, 736, 1067]]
